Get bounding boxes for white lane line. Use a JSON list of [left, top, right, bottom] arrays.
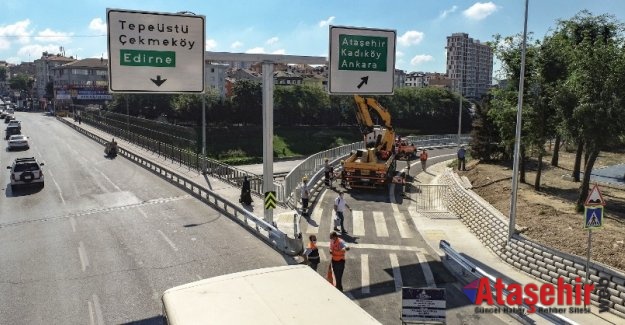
[[361, 254, 370, 294], [389, 253, 403, 292], [158, 230, 178, 252], [69, 217, 76, 232], [373, 211, 389, 237], [316, 242, 424, 252], [78, 241, 89, 272], [305, 189, 329, 234], [36, 150, 43, 158], [417, 252, 436, 287], [92, 294, 105, 325], [138, 208, 149, 219], [307, 207, 323, 234], [352, 210, 365, 236], [391, 204, 413, 238], [95, 168, 122, 192], [88, 300, 95, 325], [318, 249, 328, 262], [46, 170, 66, 205]]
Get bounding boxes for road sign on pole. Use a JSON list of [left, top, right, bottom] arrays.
[[584, 184, 606, 206], [584, 206, 604, 229], [328, 26, 396, 95], [107, 9, 205, 93]]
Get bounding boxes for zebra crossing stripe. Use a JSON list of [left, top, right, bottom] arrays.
[[306, 207, 323, 234], [361, 254, 370, 294], [352, 210, 365, 236], [416, 252, 436, 287], [392, 204, 413, 238], [316, 242, 425, 252], [389, 253, 402, 292], [373, 211, 389, 237]]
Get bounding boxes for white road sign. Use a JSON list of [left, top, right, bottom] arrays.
[[328, 26, 396, 95], [107, 9, 205, 93]]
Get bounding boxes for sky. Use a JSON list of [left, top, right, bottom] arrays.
[[1, 0, 624, 77]]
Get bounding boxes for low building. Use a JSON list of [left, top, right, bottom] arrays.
[[51, 58, 112, 111]]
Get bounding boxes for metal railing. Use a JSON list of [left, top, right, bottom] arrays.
[[77, 114, 285, 202], [439, 240, 578, 325], [58, 117, 300, 255], [410, 184, 449, 212]]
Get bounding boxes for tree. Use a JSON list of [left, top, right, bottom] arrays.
[[231, 80, 262, 125], [0, 67, 7, 82]]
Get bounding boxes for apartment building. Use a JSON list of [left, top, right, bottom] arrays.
[[205, 63, 228, 98], [51, 58, 111, 108], [34, 52, 76, 100], [446, 33, 493, 99]]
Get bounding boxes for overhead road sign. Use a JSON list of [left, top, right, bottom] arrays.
[[107, 8, 205, 93], [328, 25, 396, 95]]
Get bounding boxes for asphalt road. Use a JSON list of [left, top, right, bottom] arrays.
[[302, 148, 518, 325], [0, 112, 287, 324]]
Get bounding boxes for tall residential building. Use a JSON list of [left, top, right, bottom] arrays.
[[34, 52, 75, 100], [446, 33, 493, 99]]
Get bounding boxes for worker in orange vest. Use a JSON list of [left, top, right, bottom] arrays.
[[419, 149, 428, 172], [329, 231, 349, 292], [303, 235, 320, 271]]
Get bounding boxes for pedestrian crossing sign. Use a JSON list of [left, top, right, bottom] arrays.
[[584, 206, 604, 229]]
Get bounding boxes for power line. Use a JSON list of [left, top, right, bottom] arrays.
[[0, 34, 106, 38]]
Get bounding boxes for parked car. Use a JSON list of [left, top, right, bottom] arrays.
[[5, 125, 21, 139], [0, 111, 6, 119], [8, 120, 21, 129], [7, 134, 29, 150], [4, 115, 14, 123], [6, 157, 45, 191], [5, 107, 14, 114]]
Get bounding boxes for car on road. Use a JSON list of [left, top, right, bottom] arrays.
[[5, 124, 21, 139], [7, 120, 21, 129], [5, 107, 14, 114], [6, 157, 45, 191], [7, 135, 29, 150], [4, 115, 14, 123]]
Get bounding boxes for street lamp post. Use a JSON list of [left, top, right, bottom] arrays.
[[457, 71, 462, 148], [508, 0, 530, 241]]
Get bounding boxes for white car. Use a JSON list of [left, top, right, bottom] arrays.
[[8, 134, 29, 150]]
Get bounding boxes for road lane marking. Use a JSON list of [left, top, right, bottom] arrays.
[[88, 301, 95, 325], [78, 241, 89, 272], [417, 252, 436, 287], [92, 294, 105, 325], [95, 168, 122, 192], [352, 210, 365, 236], [158, 230, 178, 251], [361, 254, 370, 294], [392, 204, 413, 238], [373, 211, 389, 237], [307, 207, 323, 234], [46, 170, 66, 205], [316, 242, 424, 252], [69, 217, 76, 232], [389, 253, 402, 292]]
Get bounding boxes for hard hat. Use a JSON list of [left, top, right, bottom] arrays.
[[340, 160, 345, 164], [324, 157, 329, 161], [302, 176, 308, 181]]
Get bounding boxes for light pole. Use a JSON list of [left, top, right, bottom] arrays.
[[457, 69, 463, 148], [508, 0, 530, 241]]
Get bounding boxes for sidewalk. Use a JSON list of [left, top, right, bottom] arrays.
[[414, 161, 622, 325], [61, 118, 299, 238]]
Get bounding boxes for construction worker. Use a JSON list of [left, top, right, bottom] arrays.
[[329, 231, 349, 292], [333, 191, 352, 234], [303, 235, 320, 271], [419, 148, 428, 172], [324, 158, 332, 187], [300, 176, 310, 216], [339, 160, 347, 187]]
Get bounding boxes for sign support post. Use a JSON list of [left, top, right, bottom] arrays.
[[262, 62, 275, 225], [585, 229, 592, 286], [582, 184, 606, 289]]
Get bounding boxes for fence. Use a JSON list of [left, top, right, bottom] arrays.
[[57, 117, 301, 256], [410, 184, 449, 212]]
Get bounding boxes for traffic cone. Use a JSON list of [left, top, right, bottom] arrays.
[[326, 264, 335, 286]]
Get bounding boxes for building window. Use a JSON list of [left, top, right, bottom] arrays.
[[96, 70, 107, 76]]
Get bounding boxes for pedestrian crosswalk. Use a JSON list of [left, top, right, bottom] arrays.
[[303, 207, 418, 240], [303, 247, 451, 297]]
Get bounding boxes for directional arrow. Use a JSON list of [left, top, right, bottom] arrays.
[[264, 191, 277, 210], [357, 76, 369, 89], [150, 75, 167, 87]]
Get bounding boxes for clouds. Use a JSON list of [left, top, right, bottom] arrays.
[[35, 28, 72, 43], [439, 5, 458, 19], [231, 41, 243, 49], [318, 16, 335, 27], [88, 18, 107, 33], [398, 31, 424, 46], [463, 2, 498, 20], [245, 47, 265, 54], [266, 36, 279, 45], [205, 39, 217, 50], [410, 54, 433, 66], [0, 20, 32, 49]]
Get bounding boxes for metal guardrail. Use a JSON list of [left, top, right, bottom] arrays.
[[410, 184, 450, 212], [58, 117, 300, 256], [78, 114, 286, 202], [439, 240, 578, 325], [282, 134, 471, 207]]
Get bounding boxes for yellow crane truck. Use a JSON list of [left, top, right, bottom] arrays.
[[342, 95, 402, 189]]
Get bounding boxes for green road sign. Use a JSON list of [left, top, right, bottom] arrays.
[[338, 35, 387, 71], [120, 49, 176, 67], [264, 191, 277, 210]]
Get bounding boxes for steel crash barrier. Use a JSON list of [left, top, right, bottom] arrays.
[[57, 117, 299, 256], [77, 114, 285, 203], [439, 240, 578, 325]]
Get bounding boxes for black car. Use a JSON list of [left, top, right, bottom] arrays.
[[4, 115, 13, 123], [5, 125, 20, 140]]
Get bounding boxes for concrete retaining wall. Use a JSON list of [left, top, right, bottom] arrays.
[[440, 169, 625, 318]]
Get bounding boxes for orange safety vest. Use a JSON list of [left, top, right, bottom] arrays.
[[330, 238, 346, 261], [420, 151, 428, 161]]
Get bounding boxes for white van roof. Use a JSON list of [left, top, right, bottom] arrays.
[[162, 265, 381, 325]]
